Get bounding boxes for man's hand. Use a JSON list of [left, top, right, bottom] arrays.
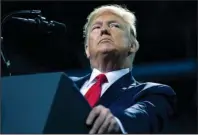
[[86, 105, 121, 134]]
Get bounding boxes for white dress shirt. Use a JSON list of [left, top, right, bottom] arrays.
[[80, 68, 130, 134]]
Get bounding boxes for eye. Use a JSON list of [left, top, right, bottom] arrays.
[[109, 22, 120, 28], [92, 25, 101, 30]]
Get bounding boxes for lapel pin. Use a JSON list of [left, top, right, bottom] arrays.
[[128, 85, 133, 89], [130, 83, 136, 86], [122, 87, 127, 90]]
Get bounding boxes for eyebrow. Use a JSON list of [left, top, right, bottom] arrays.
[[92, 20, 121, 26], [92, 21, 102, 26], [108, 20, 120, 24]]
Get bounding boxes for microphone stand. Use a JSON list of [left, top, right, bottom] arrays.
[[1, 10, 42, 76], [1, 37, 11, 76], [1, 10, 66, 76]]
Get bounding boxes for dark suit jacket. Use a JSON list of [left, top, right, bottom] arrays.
[[71, 71, 176, 133]]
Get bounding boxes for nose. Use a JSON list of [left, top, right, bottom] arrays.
[[100, 25, 110, 36]]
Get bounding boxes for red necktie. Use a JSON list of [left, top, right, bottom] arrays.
[[85, 74, 108, 107]]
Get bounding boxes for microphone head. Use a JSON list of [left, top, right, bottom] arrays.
[[11, 17, 37, 24], [6, 17, 66, 34], [11, 10, 42, 16], [48, 20, 66, 34]]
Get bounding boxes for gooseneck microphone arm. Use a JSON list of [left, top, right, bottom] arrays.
[[1, 10, 66, 76], [1, 10, 42, 76], [1, 10, 42, 35]]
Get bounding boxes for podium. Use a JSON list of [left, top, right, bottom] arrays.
[[1, 72, 91, 134]]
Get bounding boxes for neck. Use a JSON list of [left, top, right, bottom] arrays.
[[90, 55, 130, 73]]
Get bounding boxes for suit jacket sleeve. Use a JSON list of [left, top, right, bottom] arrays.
[[112, 84, 177, 134]]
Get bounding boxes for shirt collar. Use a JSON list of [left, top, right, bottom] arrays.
[[88, 68, 130, 84]]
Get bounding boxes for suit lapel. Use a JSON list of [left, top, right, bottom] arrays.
[[95, 72, 135, 107]]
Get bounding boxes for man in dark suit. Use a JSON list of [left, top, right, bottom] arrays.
[[72, 4, 176, 134]]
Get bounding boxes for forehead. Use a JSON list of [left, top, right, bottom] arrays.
[[91, 11, 126, 24]]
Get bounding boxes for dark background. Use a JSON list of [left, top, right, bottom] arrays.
[[1, 1, 197, 133]]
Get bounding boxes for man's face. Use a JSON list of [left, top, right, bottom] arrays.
[[85, 11, 133, 60]]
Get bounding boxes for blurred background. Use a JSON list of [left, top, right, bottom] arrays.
[[1, 1, 197, 133]]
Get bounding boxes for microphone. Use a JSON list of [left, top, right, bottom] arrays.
[[10, 16, 66, 34], [1, 10, 67, 76]]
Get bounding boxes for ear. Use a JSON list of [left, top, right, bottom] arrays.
[[129, 40, 139, 55], [85, 44, 90, 58]]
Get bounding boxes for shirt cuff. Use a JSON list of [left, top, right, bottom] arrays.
[[114, 117, 127, 134]]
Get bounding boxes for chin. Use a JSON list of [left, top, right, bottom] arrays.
[[98, 45, 116, 53], [99, 48, 115, 54]]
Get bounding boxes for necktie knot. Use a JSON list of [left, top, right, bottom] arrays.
[[95, 74, 108, 84]]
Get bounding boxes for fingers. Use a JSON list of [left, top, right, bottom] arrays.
[[86, 105, 120, 134], [87, 105, 111, 134], [89, 110, 106, 134], [86, 106, 101, 126], [98, 113, 113, 134], [107, 118, 120, 133]]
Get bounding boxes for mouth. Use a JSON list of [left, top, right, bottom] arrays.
[[98, 38, 113, 44]]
